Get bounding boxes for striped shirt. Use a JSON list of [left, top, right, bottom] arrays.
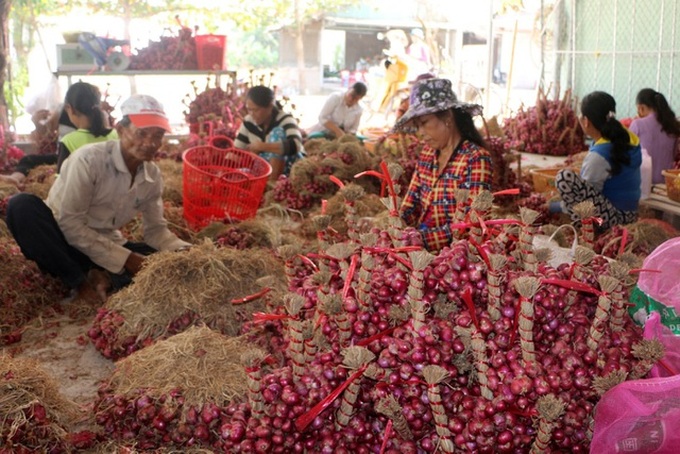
[[400, 140, 492, 251], [234, 106, 303, 157]]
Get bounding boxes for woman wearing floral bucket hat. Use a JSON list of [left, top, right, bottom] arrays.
[[394, 78, 492, 251]]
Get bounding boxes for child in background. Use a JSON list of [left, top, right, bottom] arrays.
[[629, 88, 680, 184], [552, 91, 642, 230]]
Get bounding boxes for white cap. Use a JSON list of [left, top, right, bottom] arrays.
[[120, 94, 171, 132]]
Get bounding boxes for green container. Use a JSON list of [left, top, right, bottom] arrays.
[[629, 285, 680, 335]]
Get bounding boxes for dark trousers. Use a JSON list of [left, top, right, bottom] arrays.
[[6, 193, 155, 291], [15, 154, 58, 176]]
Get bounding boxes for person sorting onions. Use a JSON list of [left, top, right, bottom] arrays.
[[306, 82, 367, 140], [551, 91, 642, 230], [5, 94, 191, 304], [234, 85, 304, 181], [629, 88, 680, 184], [393, 78, 492, 251]]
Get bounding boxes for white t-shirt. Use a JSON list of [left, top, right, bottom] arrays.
[[307, 92, 363, 135], [47, 140, 190, 273]]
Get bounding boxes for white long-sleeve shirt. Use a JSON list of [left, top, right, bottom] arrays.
[[307, 92, 363, 135], [46, 140, 190, 273]]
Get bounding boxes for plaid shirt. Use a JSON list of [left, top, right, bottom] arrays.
[[400, 140, 492, 251]]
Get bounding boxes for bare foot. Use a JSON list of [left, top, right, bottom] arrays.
[[87, 269, 111, 302], [72, 270, 111, 304]]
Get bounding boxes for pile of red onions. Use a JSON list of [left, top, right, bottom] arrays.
[[91, 188, 651, 452]]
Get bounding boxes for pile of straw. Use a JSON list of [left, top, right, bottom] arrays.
[[0, 354, 80, 450], [109, 326, 252, 407], [101, 241, 285, 343]]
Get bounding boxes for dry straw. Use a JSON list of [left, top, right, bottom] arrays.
[[156, 158, 184, 206], [103, 240, 284, 342], [110, 326, 251, 407], [0, 354, 80, 447]]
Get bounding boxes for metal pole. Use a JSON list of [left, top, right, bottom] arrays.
[[485, 0, 494, 111], [611, 0, 618, 93], [570, 0, 576, 90], [540, 0, 545, 89], [670, 0, 677, 106], [553, 0, 564, 95], [626, 0, 636, 108], [656, 0, 666, 88]]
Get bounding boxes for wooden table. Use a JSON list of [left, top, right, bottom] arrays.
[[640, 186, 680, 218]]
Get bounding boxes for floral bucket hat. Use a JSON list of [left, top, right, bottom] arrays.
[[393, 78, 483, 132]]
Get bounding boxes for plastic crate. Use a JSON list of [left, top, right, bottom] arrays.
[[195, 34, 227, 70], [182, 146, 271, 230], [662, 169, 680, 202]]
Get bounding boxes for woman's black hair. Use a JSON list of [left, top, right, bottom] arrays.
[[247, 86, 275, 108], [58, 107, 75, 129], [436, 108, 488, 149], [635, 88, 680, 136], [581, 91, 632, 176], [64, 81, 111, 137]]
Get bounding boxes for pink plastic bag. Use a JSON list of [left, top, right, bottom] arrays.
[[591, 374, 680, 453], [644, 312, 680, 378], [637, 237, 680, 308]]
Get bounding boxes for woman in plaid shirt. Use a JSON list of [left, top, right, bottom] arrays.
[[393, 78, 492, 251]]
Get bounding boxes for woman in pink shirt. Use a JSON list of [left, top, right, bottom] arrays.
[[629, 89, 680, 184]]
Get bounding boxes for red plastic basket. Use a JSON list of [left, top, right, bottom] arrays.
[[195, 34, 227, 70], [182, 146, 271, 230]]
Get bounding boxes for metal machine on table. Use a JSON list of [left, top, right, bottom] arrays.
[[76, 32, 130, 71]]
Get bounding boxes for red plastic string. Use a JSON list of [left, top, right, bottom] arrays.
[[461, 287, 480, 332], [296, 254, 319, 272], [380, 161, 399, 214], [252, 313, 292, 324], [629, 268, 662, 275], [321, 199, 327, 215], [314, 313, 328, 330], [493, 188, 521, 196], [467, 237, 491, 268], [375, 376, 427, 389], [379, 420, 393, 454], [231, 287, 271, 305], [356, 325, 398, 347], [354, 169, 387, 200], [485, 219, 523, 227], [295, 365, 368, 432], [540, 278, 602, 296], [306, 252, 338, 262], [508, 406, 538, 418], [364, 246, 421, 254], [510, 297, 523, 345], [567, 262, 577, 280], [329, 175, 346, 189], [342, 254, 359, 300]]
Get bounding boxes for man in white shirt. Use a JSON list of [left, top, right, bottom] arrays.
[[6, 94, 191, 303], [307, 82, 367, 139]]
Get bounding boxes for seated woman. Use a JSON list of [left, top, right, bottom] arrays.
[[393, 78, 492, 252], [56, 81, 118, 173], [552, 91, 642, 230], [629, 88, 680, 184], [234, 86, 303, 181]]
